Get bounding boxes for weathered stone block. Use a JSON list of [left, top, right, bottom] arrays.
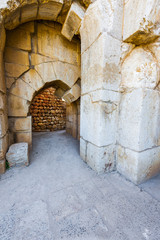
[[86, 142, 115, 173], [6, 27, 31, 51], [81, 90, 119, 147], [118, 89, 160, 152], [123, 0, 160, 45], [6, 142, 29, 167], [38, 0, 63, 21], [4, 47, 29, 66], [80, 137, 87, 162], [0, 51, 6, 93], [5, 63, 29, 78], [80, 0, 123, 53], [31, 53, 53, 66], [10, 78, 35, 101], [0, 113, 8, 137], [21, 2, 38, 24], [37, 23, 79, 65], [8, 94, 29, 117], [81, 33, 121, 94], [121, 47, 159, 90], [4, 8, 20, 30], [117, 145, 160, 184], [63, 83, 80, 103], [0, 134, 9, 158], [0, 24, 6, 52], [61, 1, 85, 41], [15, 132, 32, 146], [52, 61, 80, 88], [9, 117, 32, 132], [21, 69, 44, 92], [0, 160, 5, 174]]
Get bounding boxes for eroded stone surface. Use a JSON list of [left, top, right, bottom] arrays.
[[0, 132, 160, 239], [6, 142, 29, 167]]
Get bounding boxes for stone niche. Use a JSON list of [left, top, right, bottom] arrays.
[[29, 87, 66, 132]]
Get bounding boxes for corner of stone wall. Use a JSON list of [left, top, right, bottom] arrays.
[[80, 0, 123, 173], [117, 0, 160, 184], [0, 23, 8, 174]]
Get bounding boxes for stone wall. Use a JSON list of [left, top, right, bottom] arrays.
[[5, 20, 80, 147], [66, 99, 80, 140], [29, 87, 66, 132], [0, 25, 8, 173]]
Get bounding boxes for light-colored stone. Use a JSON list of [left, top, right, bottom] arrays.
[[21, 69, 44, 92], [121, 47, 159, 90], [35, 62, 56, 84], [6, 142, 29, 167], [4, 47, 29, 66], [8, 94, 29, 117], [123, 0, 160, 45], [15, 132, 32, 146], [35, 61, 80, 88], [30, 53, 53, 66], [86, 142, 115, 173], [61, 1, 85, 41], [5, 63, 29, 78], [37, 23, 80, 65], [10, 78, 35, 101], [53, 61, 80, 88], [6, 27, 31, 51], [118, 89, 160, 152], [9, 117, 32, 132], [80, 91, 119, 147], [81, 33, 121, 94], [80, 0, 123, 53], [38, 0, 63, 21], [117, 145, 160, 184], [63, 83, 81, 103]]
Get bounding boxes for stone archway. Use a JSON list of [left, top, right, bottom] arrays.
[[5, 20, 81, 147], [0, 0, 87, 173]]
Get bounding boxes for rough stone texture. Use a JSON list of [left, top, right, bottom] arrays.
[[29, 87, 66, 132], [66, 99, 80, 140], [38, 0, 63, 21], [123, 0, 160, 45], [5, 21, 81, 119], [8, 116, 32, 146], [63, 83, 81, 103], [61, 1, 85, 41], [6, 142, 29, 167], [0, 132, 160, 239]]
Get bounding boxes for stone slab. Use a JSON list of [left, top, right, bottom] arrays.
[[6, 142, 29, 167]]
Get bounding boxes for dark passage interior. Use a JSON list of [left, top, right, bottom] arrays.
[[29, 87, 66, 132]]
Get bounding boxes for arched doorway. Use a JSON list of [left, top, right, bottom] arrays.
[[5, 20, 81, 147]]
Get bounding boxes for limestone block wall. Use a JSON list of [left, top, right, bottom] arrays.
[[4, 20, 80, 147], [66, 99, 80, 140], [29, 87, 66, 132], [117, 0, 160, 184], [80, 0, 123, 173], [0, 25, 8, 173]]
